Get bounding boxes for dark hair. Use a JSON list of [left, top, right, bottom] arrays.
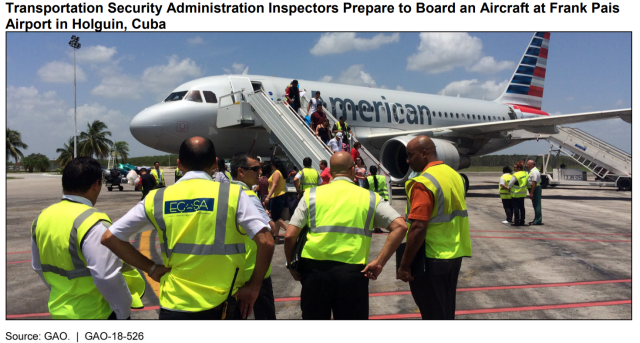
[[292, 80, 298, 85], [319, 160, 328, 168], [271, 157, 286, 178], [178, 137, 216, 171], [154, 161, 159, 165], [514, 161, 524, 171], [261, 164, 271, 178], [369, 165, 379, 190], [356, 156, 364, 165], [218, 158, 227, 172], [317, 103, 323, 107], [303, 157, 312, 168], [339, 116, 345, 121], [354, 142, 361, 149], [62, 157, 103, 193], [503, 166, 512, 174], [315, 91, 320, 96], [230, 152, 259, 178]]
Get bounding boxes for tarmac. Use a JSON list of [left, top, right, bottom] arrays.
[[6, 171, 632, 319]]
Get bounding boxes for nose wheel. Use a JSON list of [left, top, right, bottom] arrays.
[[460, 173, 469, 196]]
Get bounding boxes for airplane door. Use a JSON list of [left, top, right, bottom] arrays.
[[229, 76, 254, 101]]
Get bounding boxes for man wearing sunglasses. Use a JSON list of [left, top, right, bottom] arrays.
[[230, 153, 277, 319]]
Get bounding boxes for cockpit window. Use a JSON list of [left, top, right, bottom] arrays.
[[164, 91, 188, 102], [203, 91, 217, 103], [185, 90, 203, 103]]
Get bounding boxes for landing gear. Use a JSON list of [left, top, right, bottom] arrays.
[[460, 173, 469, 196], [616, 177, 631, 191]]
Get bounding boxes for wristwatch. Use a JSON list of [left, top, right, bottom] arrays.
[[285, 262, 292, 270]]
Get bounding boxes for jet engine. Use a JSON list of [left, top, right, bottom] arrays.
[[379, 136, 471, 183]]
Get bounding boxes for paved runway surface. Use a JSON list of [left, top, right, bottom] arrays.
[[6, 171, 631, 319]]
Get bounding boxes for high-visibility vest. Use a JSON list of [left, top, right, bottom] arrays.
[[151, 168, 164, 186], [405, 164, 472, 260], [367, 175, 389, 201], [299, 168, 320, 191], [334, 122, 350, 139], [31, 200, 141, 318], [232, 181, 272, 281], [144, 179, 246, 312], [499, 173, 513, 199], [224, 171, 233, 181], [175, 168, 182, 177], [510, 171, 529, 198], [302, 180, 380, 265]]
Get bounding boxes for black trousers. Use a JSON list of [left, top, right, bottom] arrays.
[[501, 198, 513, 222], [300, 259, 369, 320], [140, 189, 150, 201], [159, 297, 237, 320], [512, 197, 526, 224], [409, 257, 463, 320], [233, 276, 276, 320]]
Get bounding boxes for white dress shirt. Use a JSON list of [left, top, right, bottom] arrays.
[[109, 171, 270, 242], [31, 195, 132, 319]]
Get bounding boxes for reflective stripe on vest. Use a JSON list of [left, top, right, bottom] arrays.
[[152, 169, 164, 185], [144, 180, 247, 311], [175, 168, 182, 176], [334, 122, 350, 139], [303, 181, 379, 264], [234, 183, 272, 281], [499, 173, 512, 199], [405, 164, 472, 259], [510, 171, 529, 198], [299, 168, 320, 191], [367, 175, 389, 201]]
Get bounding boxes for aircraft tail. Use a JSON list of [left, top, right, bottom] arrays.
[[496, 32, 550, 112]]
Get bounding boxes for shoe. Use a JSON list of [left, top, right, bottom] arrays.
[[528, 221, 534, 225], [373, 228, 384, 233], [531, 223, 544, 225], [501, 220, 510, 224], [511, 222, 520, 226]]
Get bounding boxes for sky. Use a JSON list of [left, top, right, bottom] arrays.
[[6, 32, 631, 160]]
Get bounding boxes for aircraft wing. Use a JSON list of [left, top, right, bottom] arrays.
[[365, 109, 631, 145]]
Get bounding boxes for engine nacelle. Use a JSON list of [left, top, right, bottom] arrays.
[[379, 136, 471, 183]]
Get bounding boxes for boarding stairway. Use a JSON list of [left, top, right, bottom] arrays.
[[546, 125, 631, 184]]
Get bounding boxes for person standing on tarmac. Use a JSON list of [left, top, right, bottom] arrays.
[[102, 137, 274, 320], [365, 165, 389, 201], [175, 167, 183, 183], [294, 157, 322, 196], [151, 161, 165, 188], [499, 166, 514, 224], [284, 151, 407, 320], [508, 161, 528, 226], [31, 157, 137, 319], [397, 136, 472, 320], [139, 168, 156, 201], [526, 160, 543, 225], [230, 152, 277, 320]]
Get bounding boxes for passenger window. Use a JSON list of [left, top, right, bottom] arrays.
[[483, 115, 486, 120], [401, 108, 404, 114], [185, 90, 203, 103], [444, 112, 448, 118], [203, 91, 217, 103], [467, 114, 470, 119], [347, 104, 351, 111], [439, 112, 442, 117], [339, 104, 343, 110], [456, 113, 459, 118], [472, 115, 476, 119], [392, 105, 397, 115]]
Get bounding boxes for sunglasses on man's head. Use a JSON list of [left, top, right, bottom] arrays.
[[241, 165, 261, 172]]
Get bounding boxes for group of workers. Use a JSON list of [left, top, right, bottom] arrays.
[[499, 159, 543, 226], [31, 134, 471, 320]]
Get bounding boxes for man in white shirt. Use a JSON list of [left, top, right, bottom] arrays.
[[306, 90, 322, 115], [31, 157, 132, 319], [526, 160, 543, 225], [328, 132, 343, 154]]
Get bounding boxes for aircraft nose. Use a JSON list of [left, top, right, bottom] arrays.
[[130, 106, 162, 149]]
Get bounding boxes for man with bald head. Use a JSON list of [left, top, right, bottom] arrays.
[[284, 151, 407, 319], [398, 135, 471, 320], [102, 136, 274, 320], [526, 159, 543, 225]]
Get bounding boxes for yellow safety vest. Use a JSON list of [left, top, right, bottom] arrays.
[[367, 175, 389, 201], [175, 168, 182, 177], [31, 200, 141, 319], [510, 171, 529, 198], [334, 122, 350, 139], [499, 173, 513, 199], [224, 171, 233, 181], [151, 169, 165, 186], [302, 179, 380, 265], [405, 164, 472, 260], [144, 179, 246, 312], [299, 168, 320, 191], [231, 182, 272, 281]]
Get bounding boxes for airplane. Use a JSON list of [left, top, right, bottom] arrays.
[[130, 32, 631, 184]]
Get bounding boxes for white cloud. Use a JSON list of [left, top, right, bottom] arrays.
[[439, 79, 509, 100], [72, 103, 129, 132], [38, 61, 86, 83], [187, 36, 204, 45], [141, 55, 203, 96], [223, 63, 246, 74], [334, 65, 377, 87], [92, 75, 143, 99], [396, 85, 406, 91], [467, 56, 515, 74], [318, 75, 333, 83], [73, 45, 118, 64], [614, 99, 625, 107], [310, 33, 399, 56], [407, 33, 482, 74]]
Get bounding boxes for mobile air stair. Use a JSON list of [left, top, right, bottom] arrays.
[[540, 125, 631, 191]]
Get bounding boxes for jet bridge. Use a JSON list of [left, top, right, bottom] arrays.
[[540, 125, 631, 190]]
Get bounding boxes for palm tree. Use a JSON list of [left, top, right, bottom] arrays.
[[79, 120, 113, 159], [112, 141, 130, 165], [56, 137, 76, 167], [7, 129, 28, 165], [22, 153, 50, 173]]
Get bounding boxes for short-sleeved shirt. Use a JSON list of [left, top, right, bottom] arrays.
[[527, 168, 541, 187], [320, 168, 331, 185], [407, 162, 447, 222], [328, 138, 341, 153], [310, 110, 326, 129], [309, 98, 321, 114]]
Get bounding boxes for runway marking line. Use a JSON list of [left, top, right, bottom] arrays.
[[7, 260, 31, 265], [470, 235, 631, 243], [470, 230, 631, 236], [370, 299, 632, 319]]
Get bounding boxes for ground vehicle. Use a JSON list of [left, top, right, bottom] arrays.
[[103, 168, 124, 191]]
